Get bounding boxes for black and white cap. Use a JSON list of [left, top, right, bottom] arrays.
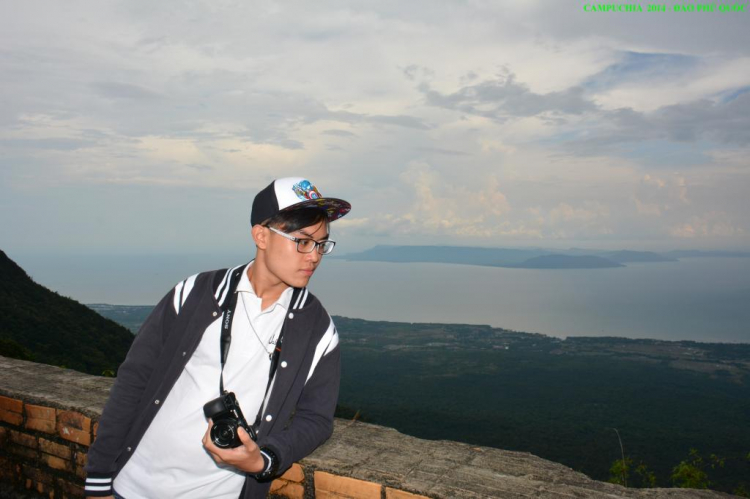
[[251, 177, 351, 226]]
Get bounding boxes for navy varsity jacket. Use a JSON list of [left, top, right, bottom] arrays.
[[84, 264, 341, 498]]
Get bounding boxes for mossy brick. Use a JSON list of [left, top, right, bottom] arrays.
[[0, 395, 23, 413], [26, 404, 56, 433], [280, 463, 305, 483], [270, 480, 305, 499], [10, 443, 39, 460], [315, 472, 382, 499], [0, 408, 24, 426], [386, 488, 431, 499], [39, 438, 72, 460], [10, 429, 38, 448], [22, 465, 54, 485], [42, 453, 73, 472], [57, 410, 91, 432]]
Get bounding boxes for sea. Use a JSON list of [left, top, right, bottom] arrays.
[[13, 253, 750, 344]]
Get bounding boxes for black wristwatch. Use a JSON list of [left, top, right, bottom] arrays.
[[253, 446, 280, 481]]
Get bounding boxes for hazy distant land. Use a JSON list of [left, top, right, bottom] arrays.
[[335, 245, 749, 269]]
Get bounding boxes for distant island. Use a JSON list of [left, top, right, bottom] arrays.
[[335, 245, 749, 269]]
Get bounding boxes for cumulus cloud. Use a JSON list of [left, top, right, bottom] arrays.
[[1, 0, 749, 252], [670, 212, 745, 239]]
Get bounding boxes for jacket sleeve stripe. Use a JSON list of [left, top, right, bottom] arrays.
[[292, 287, 306, 309], [181, 274, 198, 307], [305, 317, 337, 384], [217, 265, 243, 306], [172, 274, 200, 314], [215, 268, 232, 300], [323, 326, 339, 355], [299, 289, 309, 308], [172, 280, 185, 313]]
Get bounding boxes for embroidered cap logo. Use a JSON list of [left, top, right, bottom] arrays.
[[292, 180, 322, 201]]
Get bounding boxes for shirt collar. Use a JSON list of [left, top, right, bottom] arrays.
[[235, 261, 294, 311]]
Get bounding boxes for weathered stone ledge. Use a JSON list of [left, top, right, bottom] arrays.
[[0, 356, 737, 498]]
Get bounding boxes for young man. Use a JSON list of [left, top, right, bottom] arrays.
[[85, 177, 351, 499]]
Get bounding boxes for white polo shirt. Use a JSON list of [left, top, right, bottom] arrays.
[[114, 263, 293, 499]]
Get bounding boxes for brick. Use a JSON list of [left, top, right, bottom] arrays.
[[22, 465, 54, 485], [10, 444, 38, 460], [0, 456, 14, 481], [0, 395, 23, 413], [0, 408, 24, 426], [270, 480, 305, 499], [41, 453, 72, 472], [26, 417, 56, 433], [57, 410, 91, 432], [93, 421, 98, 437], [75, 465, 86, 480], [9, 430, 38, 449], [57, 478, 85, 497], [57, 410, 92, 446], [74, 451, 87, 466], [39, 438, 72, 460], [26, 404, 56, 434], [386, 488, 431, 499], [314, 472, 382, 499], [26, 404, 56, 421], [57, 425, 91, 446], [280, 463, 305, 483]]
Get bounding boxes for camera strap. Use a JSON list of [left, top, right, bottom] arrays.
[[218, 266, 244, 395], [217, 263, 291, 429]]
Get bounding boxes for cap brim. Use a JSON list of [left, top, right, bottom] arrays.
[[279, 197, 351, 222]]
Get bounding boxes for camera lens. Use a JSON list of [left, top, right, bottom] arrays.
[[211, 420, 239, 448]]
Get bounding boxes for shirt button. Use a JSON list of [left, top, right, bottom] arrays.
[[281, 361, 288, 368], [127, 447, 132, 452], [154, 400, 160, 405], [288, 312, 294, 319], [212, 311, 218, 317], [182, 351, 187, 356], [265, 415, 273, 422]]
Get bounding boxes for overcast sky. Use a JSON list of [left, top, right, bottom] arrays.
[[2, 0, 749, 257]]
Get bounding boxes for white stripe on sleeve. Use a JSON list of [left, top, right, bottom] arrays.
[[173, 280, 185, 313], [181, 273, 198, 307], [305, 317, 337, 383]]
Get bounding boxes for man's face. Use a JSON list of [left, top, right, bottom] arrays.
[[263, 219, 329, 289]]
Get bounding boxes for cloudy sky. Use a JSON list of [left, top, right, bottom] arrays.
[[2, 0, 749, 258]]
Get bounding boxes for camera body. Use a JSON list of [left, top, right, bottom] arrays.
[[203, 391, 257, 448]]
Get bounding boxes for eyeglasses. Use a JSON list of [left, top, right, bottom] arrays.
[[266, 226, 336, 255]]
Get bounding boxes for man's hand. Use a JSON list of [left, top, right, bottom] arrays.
[[202, 420, 265, 474]]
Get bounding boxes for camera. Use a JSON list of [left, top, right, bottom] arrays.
[[203, 392, 256, 448]]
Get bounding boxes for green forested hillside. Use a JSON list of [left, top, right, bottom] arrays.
[[0, 250, 133, 375], [332, 318, 750, 495]]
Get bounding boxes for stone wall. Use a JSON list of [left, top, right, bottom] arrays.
[[0, 356, 737, 499]]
